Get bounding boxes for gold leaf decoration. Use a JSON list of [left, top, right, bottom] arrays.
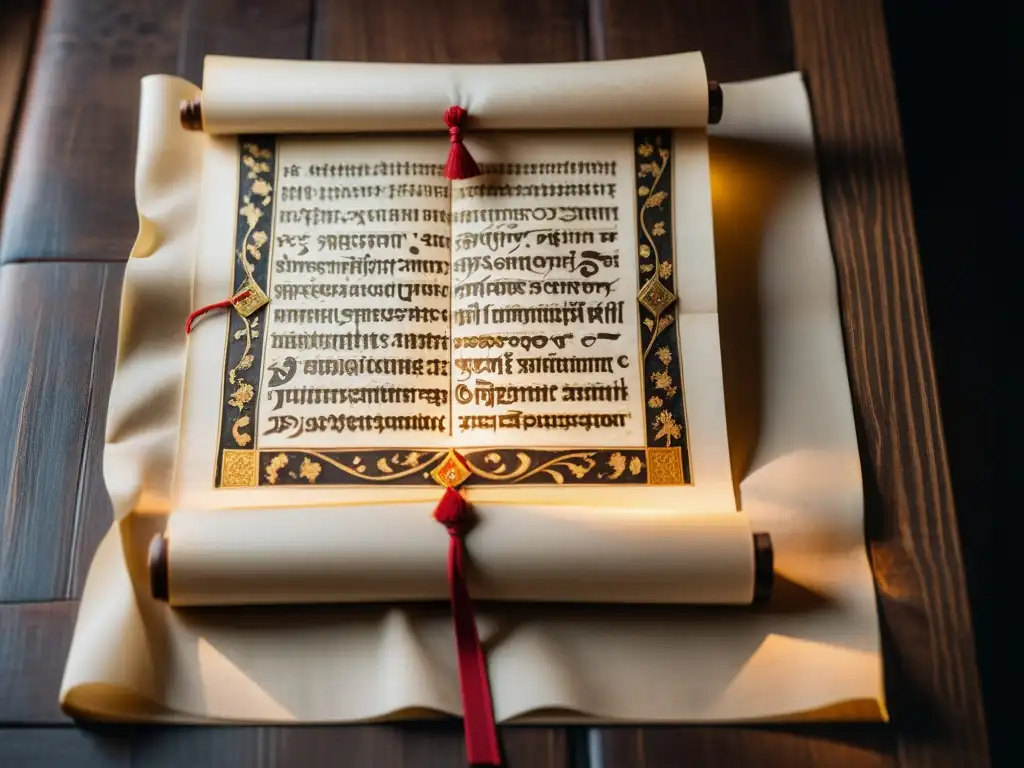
[[565, 462, 590, 479], [644, 318, 655, 331], [299, 457, 322, 483], [607, 452, 627, 480], [628, 456, 645, 475], [639, 245, 651, 258], [653, 411, 683, 446], [640, 264, 654, 273], [239, 202, 262, 229], [401, 451, 422, 466], [265, 453, 289, 484], [651, 370, 678, 398], [376, 457, 394, 474], [656, 347, 673, 366], [231, 415, 252, 447], [251, 179, 272, 198], [637, 142, 655, 157], [652, 221, 666, 237], [647, 395, 663, 409], [646, 190, 667, 208], [229, 381, 254, 410], [658, 261, 673, 280], [638, 186, 651, 197]]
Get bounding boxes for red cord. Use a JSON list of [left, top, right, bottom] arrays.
[[443, 106, 482, 181], [184, 290, 250, 334], [434, 487, 501, 766]]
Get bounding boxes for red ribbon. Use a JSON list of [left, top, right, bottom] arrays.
[[443, 106, 482, 181], [184, 290, 250, 334], [433, 486, 500, 766]]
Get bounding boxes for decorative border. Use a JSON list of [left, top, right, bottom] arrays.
[[215, 137, 276, 487], [215, 131, 691, 488], [634, 130, 690, 480]]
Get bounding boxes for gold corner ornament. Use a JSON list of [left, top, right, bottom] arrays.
[[232, 275, 270, 317], [637, 275, 677, 316], [431, 449, 473, 488]]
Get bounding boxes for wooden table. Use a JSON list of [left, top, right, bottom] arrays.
[[0, 1, 990, 765]]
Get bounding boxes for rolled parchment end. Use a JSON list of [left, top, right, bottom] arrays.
[[180, 98, 203, 131], [752, 532, 774, 605], [708, 81, 723, 125], [149, 534, 169, 602]]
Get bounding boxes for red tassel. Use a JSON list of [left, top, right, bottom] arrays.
[[433, 487, 501, 766], [443, 106, 481, 181], [185, 290, 250, 334]]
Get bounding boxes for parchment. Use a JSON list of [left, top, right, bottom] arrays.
[[60, 69, 885, 724], [165, 506, 757, 606], [199, 53, 709, 135]]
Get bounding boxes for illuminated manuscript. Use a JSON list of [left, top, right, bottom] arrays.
[[216, 131, 691, 488]]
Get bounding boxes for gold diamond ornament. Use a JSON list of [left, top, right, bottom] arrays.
[[231, 275, 270, 317], [637, 276, 677, 316], [430, 449, 472, 488]]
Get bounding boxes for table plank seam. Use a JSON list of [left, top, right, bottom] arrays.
[[65, 266, 112, 599]]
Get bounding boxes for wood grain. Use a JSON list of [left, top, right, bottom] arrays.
[[0, 2, 40, 203], [0, 0, 313, 265], [0, 262, 122, 602], [597, 0, 794, 81], [0, 601, 78, 723], [787, 1, 990, 766], [0, 728, 129, 768], [592, 1, 897, 764], [313, 0, 586, 63]]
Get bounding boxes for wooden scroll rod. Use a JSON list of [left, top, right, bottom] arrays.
[[178, 82, 725, 131], [147, 529, 773, 605]]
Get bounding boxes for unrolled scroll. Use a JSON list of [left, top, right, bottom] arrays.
[[150, 505, 771, 607], [195, 52, 713, 135]]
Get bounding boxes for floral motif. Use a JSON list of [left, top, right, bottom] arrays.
[[466, 451, 598, 484], [636, 136, 676, 360], [265, 453, 289, 484], [651, 369, 678, 398], [607, 452, 627, 480], [219, 140, 275, 489], [652, 411, 682, 447], [647, 190, 667, 208], [647, 395, 664, 409], [656, 347, 673, 366], [299, 457, 322, 483], [228, 381, 253, 410], [628, 456, 645, 475]]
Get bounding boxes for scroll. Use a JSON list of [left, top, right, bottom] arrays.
[[150, 507, 773, 607], [60, 55, 885, 740]]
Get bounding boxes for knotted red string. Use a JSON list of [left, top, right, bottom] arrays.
[[184, 291, 250, 334], [443, 106, 481, 181], [433, 486, 500, 766]]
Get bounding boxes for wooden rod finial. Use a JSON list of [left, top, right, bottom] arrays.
[[708, 81, 723, 125], [180, 98, 203, 131], [752, 532, 774, 605], [149, 534, 170, 602]]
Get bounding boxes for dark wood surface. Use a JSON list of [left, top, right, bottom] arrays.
[[0, 0, 989, 766]]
